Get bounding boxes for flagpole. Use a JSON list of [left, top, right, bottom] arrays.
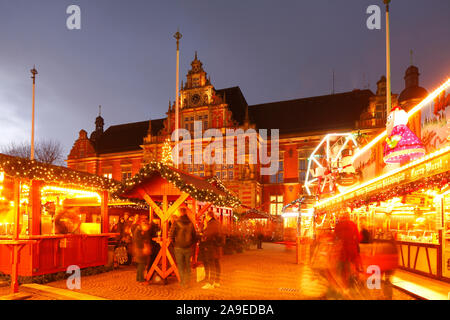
[[30, 66, 38, 160], [174, 30, 182, 168], [384, 0, 392, 114]]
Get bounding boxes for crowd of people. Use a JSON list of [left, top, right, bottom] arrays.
[[110, 207, 225, 289], [110, 209, 399, 299]]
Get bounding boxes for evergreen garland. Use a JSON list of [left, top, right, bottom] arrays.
[[113, 161, 241, 208]]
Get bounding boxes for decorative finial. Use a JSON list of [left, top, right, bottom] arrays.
[[244, 104, 249, 125], [410, 49, 414, 66], [30, 65, 38, 81], [195, 51, 198, 60], [148, 117, 152, 135], [174, 29, 182, 50], [98, 105, 102, 117]]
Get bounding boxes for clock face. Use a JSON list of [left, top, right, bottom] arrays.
[[191, 94, 201, 105]]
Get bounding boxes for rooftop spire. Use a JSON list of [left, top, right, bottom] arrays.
[[147, 117, 152, 135]]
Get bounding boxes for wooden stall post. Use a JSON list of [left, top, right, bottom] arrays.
[[162, 195, 168, 276], [141, 191, 189, 282], [30, 180, 41, 235], [10, 179, 21, 294], [101, 190, 109, 233]]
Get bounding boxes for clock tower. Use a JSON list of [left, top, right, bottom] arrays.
[[181, 52, 214, 109]]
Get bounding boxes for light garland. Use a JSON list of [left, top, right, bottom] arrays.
[[0, 153, 119, 192], [316, 145, 450, 209], [282, 197, 305, 212]]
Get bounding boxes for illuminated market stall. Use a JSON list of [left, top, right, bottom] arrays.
[[114, 162, 240, 282], [239, 208, 278, 239], [0, 153, 118, 286], [314, 79, 450, 281]]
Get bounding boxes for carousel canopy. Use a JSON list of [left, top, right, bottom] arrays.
[[114, 162, 241, 208], [0, 153, 118, 191]]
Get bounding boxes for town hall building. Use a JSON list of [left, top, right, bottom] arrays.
[[67, 53, 428, 222]]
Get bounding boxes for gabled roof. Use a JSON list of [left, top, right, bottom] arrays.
[[95, 118, 164, 154], [248, 89, 374, 135], [86, 89, 373, 155], [0, 153, 117, 191], [215, 86, 249, 125], [116, 162, 241, 207]]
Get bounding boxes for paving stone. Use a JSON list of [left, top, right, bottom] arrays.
[[0, 243, 414, 300]]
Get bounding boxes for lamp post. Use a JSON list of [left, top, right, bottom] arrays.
[[384, 0, 392, 114], [30, 66, 38, 161]]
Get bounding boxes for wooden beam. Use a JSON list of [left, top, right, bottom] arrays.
[[163, 195, 168, 216], [166, 192, 189, 218], [197, 203, 212, 219], [139, 190, 164, 219]]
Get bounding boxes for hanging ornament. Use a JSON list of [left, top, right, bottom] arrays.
[[383, 106, 425, 164]]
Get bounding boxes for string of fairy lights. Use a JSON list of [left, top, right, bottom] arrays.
[[0, 153, 119, 192], [315, 171, 450, 214], [112, 161, 241, 208], [0, 154, 241, 210]]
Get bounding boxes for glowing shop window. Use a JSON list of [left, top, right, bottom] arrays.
[[270, 195, 283, 215], [0, 175, 30, 236], [40, 186, 101, 235]]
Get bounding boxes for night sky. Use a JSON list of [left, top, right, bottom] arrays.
[[0, 0, 449, 159]]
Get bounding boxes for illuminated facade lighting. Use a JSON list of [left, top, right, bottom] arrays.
[[351, 78, 450, 162], [316, 145, 450, 209], [41, 185, 101, 201]]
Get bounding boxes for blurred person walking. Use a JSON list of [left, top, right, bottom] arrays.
[[169, 207, 197, 288], [201, 209, 224, 289], [333, 212, 361, 292], [133, 217, 151, 283]]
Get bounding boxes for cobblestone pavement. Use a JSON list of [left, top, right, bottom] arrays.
[[1, 243, 413, 300]]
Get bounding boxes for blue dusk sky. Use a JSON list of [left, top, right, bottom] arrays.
[[0, 0, 449, 158]]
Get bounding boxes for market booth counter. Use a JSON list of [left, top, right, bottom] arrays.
[[0, 154, 119, 287], [315, 146, 450, 281]]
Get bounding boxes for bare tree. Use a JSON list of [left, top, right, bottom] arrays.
[[1, 141, 30, 159], [1, 140, 65, 166]]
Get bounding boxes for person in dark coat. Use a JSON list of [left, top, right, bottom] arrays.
[[200, 209, 223, 289], [169, 207, 197, 287]]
